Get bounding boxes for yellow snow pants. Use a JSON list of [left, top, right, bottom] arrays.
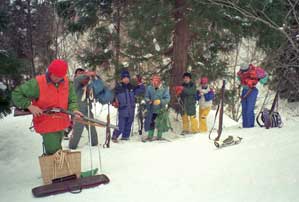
[[182, 114, 199, 133], [199, 107, 211, 133]]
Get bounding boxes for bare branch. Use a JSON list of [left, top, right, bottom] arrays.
[[206, 0, 299, 52], [287, 0, 299, 26]]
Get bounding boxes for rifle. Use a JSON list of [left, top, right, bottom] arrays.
[[208, 80, 243, 148], [214, 80, 225, 141], [14, 107, 118, 130], [103, 104, 111, 148]]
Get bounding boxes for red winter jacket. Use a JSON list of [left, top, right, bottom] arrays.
[[237, 64, 260, 88], [32, 75, 70, 134]]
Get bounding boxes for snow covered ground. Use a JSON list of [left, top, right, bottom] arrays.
[[0, 103, 299, 202]]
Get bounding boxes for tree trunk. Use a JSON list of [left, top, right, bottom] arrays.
[[26, 0, 36, 77], [115, 0, 121, 71], [170, 0, 190, 109]]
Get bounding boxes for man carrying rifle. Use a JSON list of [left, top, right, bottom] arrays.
[[68, 68, 98, 149], [12, 59, 83, 155]]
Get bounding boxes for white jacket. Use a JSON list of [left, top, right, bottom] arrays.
[[198, 85, 213, 109]]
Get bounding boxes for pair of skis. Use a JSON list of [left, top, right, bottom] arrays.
[[209, 80, 242, 148]]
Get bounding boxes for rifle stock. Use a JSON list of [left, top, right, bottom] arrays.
[[13, 107, 118, 130], [14, 108, 31, 116]]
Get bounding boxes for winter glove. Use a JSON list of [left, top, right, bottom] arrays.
[[85, 71, 96, 77], [195, 90, 201, 101], [153, 99, 161, 105], [136, 75, 143, 85], [73, 110, 84, 120], [112, 100, 119, 108], [174, 86, 184, 96]]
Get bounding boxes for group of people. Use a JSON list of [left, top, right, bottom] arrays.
[[11, 59, 267, 155], [174, 72, 214, 135]]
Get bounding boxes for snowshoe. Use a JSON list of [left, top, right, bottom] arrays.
[[142, 137, 153, 142], [180, 131, 191, 136], [155, 137, 171, 142], [214, 136, 242, 148], [142, 137, 171, 142]]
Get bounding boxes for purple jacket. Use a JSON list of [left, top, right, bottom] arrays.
[[114, 82, 145, 117]]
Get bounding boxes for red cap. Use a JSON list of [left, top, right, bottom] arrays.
[[48, 59, 68, 77], [175, 86, 184, 96], [200, 77, 208, 85], [151, 75, 161, 85]]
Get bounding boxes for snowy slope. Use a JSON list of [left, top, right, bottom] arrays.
[[0, 104, 299, 202]]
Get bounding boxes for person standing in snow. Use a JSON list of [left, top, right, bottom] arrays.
[[237, 64, 267, 128], [144, 75, 171, 141], [12, 59, 82, 155], [111, 70, 145, 142], [68, 68, 100, 149], [175, 72, 199, 135], [196, 77, 214, 133]]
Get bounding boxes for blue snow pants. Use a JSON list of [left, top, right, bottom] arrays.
[[112, 115, 134, 140], [241, 87, 258, 128]]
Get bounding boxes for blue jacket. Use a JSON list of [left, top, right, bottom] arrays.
[[91, 78, 114, 104], [114, 82, 145, 117], [196, 90, 214, 101], [144, 85, 170, 131]]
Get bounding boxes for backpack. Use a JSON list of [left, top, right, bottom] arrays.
[[256, 109, 283, 129], [256, 90, 283, 129], [255, 66, 266, 79]]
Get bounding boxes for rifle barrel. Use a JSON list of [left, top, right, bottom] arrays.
[[14, 108, 118, 130], [61, 109, 118, 130]]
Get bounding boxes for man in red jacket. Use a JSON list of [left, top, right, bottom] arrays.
[[12, 59, 82, 154]]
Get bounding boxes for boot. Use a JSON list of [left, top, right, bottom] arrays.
[[157, 130, 163, 140], [142, 130, 154, 142]]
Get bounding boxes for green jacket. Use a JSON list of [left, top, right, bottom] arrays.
[[144, 84, 171, 131], [12, 75, 78, 111], [144, 84, 170, 114], [180, 81, 197, 116]]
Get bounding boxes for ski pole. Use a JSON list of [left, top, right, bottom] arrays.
[[86, 97, 94, 175], [93, 98, 103, 172]]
